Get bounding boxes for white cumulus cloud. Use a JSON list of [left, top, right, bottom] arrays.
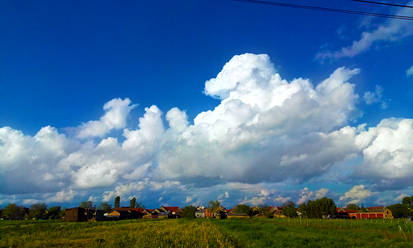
[[315, 188, 329, 199], [47, 189, 76, 203], [1, 53, 413, 207], [274, 195, 291, 204], [77, 98, 136, 139], [363, 85, 383, 105], [156, 53, 360, 184], [339, 185, 374, 204], [355, 118, 413, 189]]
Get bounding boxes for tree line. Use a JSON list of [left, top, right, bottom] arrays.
[[179, 198, 336, 219], [0, 203, 64, 220], [179, 195, 413, 219], [387, 195, 413, 218], [1, 195, 412, 220]]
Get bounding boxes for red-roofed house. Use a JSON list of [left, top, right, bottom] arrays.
[[159, 206, 181, 218], [345, 207, 393, 219]]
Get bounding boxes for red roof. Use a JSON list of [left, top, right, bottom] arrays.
[[114, 207, 144, 213], [227, 208, 235, 213], [345, 209, 358, 213], [336, 208, 357, 213], [164, 206, 180, 212], [367, 206, 385, 212]]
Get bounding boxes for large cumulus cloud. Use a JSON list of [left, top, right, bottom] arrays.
[[1, 53, 412, 206], [355, 118, 413, 190], [77, 98, 136, 138], [157, 54, 360, 184]]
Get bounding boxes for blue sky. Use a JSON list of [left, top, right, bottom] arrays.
[[0, 0, 413, 208]]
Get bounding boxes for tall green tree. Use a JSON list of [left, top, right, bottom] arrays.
[[283, 206, 298, 217], [282, 201, 296, 208], [346, 203, 360, 211], [79, 201, 93, 209], [97, 202, 112, 212], [181, 205, 197, 218], [402, 196, 413, 206], [207, 200, 221, 212], [46, 206, 62, 219], [3, 204, 26, 220], [318, 197, 337, 217], [29, 203, 47, 219], [233, 204, 251, 215], [299, 197, 336, 218], [387, 204, 412, 218], [114, 196, 120, 209], [130, 197, 136, 208], [282, 201, 297, 217], [360, 204, 367, 212]]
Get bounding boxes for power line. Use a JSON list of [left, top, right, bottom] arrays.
[[352, 0, 413, 9], [233, 0, 413, 20]]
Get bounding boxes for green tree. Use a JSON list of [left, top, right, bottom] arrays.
[[233, 204, 251, 215], [281, 201, 297, 217], [298, 203, 308, 217], [282, 201, 296, 208], [283, 206, 298, 217], [387, 204, 412, 218], [97, 202, 112, 212], [318, 197, 336, 217], [114, 196, 120, 209], [360, 204, 367, 212], [130, 197, 136, 208], [207, 200, 221, 212], [29, 203, 47, 220], [402, 196, 413, 206], [3, 204, 26, 220], [79, 201, 93, 209], [346, 203, 360, 211], [180, 205, 197, 218], [298, 197, 336, 218], [47, 206, 62, 219]]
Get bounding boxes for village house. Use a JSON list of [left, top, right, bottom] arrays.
[[200, 206, 228, 219], [154, 208, 168, 219], [337, 206, 393, 219], [106, 207, 144, 220], [226, 208, 249, 219], [195, 206, 206, 218], [142, 209, 155, 219], [64, 207, 94, 222], [140, 206, 180, 219], [159, 206, 180, 218], [272, 206, 287, 218], [213, 206, 228, 219]]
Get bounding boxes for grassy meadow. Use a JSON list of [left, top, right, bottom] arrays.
[[1, 218, 413, 248]]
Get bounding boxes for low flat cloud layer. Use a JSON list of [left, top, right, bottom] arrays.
[[1, 53, 412, 207]]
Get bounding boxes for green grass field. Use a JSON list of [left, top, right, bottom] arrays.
[[1, 218, 413, 248]]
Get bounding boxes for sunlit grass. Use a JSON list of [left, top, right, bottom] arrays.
[[0, 219, 235, 248], [215, 218, 413, 248], [1, 218, 412, 247]]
